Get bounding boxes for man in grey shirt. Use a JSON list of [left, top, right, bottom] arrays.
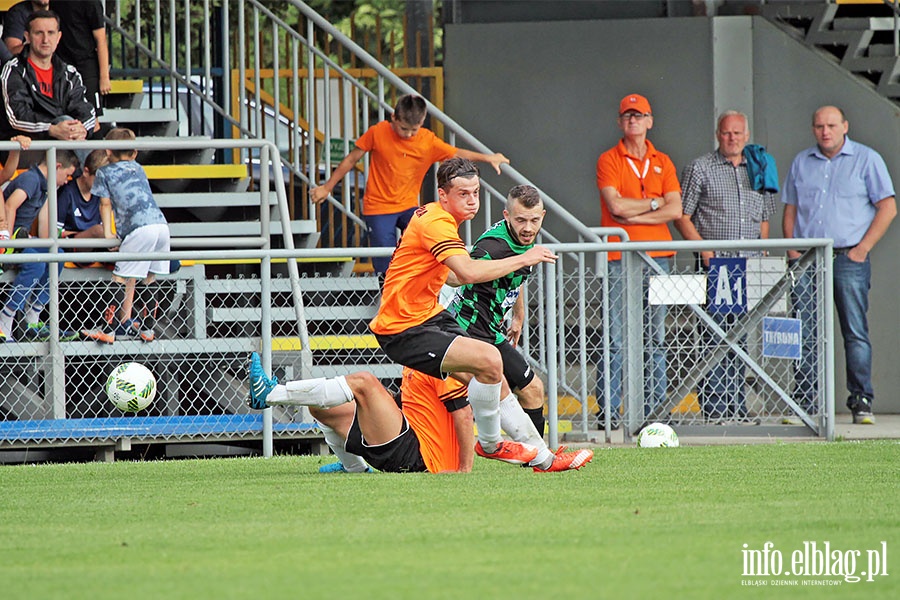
[[675, 110, 777, 423]]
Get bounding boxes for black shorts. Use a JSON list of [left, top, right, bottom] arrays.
[[344, 405, 427, 473], [374, 311, 468, 379], [497, 339, 536, 391]]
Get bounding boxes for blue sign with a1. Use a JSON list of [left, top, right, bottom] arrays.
[[707, 257, 747, 314]]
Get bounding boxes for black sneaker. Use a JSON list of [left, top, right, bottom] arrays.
[[595, 411, 620, 430], [847, 394, 875, 425]]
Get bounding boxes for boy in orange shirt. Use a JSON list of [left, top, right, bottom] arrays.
[[310, 94, 509, 275]]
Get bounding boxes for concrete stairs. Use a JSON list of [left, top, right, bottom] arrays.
[[762, 1, 900, 101], [103, 80, 320, 253]]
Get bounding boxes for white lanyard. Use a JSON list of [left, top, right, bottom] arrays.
[[625, 157, 650, 181], [625, 157, 650, 198]]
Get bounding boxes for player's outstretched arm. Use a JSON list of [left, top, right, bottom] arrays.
[[310, 147, 366, 204], [443, 245, 556, 286], [454, 148, 510, 174]]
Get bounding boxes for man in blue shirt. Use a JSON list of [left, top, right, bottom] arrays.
[[782, 106, 897, 424]]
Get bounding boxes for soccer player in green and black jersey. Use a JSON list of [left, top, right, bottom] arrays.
[[448, 184, 549, 436]]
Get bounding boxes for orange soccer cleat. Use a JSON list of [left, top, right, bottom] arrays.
[[475, 440, 539, 465], [534, 446, 594, 472]]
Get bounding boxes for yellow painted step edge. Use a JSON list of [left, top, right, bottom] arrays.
[[109, 79, 144, 94], [143, 164, 248, 179], [272, 335, 379, 351]]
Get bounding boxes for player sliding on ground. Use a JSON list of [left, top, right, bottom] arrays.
[[247, 353, 593, 472], [249, 358, 471, 473]]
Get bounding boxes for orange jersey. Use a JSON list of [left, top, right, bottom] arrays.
[[596, 138, 681, 260], [401, 367, 467, 473], [356, 120, 457, 216], [369, 202, 469, 335]]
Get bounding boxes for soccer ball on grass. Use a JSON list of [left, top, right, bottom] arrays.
[[636, 422, 679, 448], [106, 362, 157, 412]]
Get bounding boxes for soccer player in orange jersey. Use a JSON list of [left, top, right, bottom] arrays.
[[368, 157, 560, 467], [249, 351, 472, 473]]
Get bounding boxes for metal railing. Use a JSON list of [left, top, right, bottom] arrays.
[[103, 0, 603, 250], [1, 214, 836, 456]]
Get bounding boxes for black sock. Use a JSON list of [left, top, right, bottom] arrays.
[[524, 407, 545, 437]]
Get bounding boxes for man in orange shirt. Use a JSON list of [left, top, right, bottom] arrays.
[[310, 94, 509, 275], [249, 352, 473, 473], [595, 93, 682, 428]]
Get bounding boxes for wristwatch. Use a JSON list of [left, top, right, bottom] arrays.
[[649, 198, 660, 211]]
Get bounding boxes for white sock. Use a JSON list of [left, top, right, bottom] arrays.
[[467, 377, 502, 451], [499, 394, 553, 469], [266, 375, 354, 408], [24, 304, 42, 325], [0, 308, 15, 336], [318, 421, 369, 472]]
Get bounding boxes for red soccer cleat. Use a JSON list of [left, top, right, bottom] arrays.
[[475, 440, 539, 465], [534, 447, 594, 472]]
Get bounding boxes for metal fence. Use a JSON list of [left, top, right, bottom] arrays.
[[538, 238, 835, 445], [103, 0, 604, 252], [0, 230, 835, 459]]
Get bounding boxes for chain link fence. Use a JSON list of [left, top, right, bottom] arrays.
[[0, 237, 835, 458], [534, 239, 834, 445]]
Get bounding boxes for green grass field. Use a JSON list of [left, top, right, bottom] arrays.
[[0, 440, 896, 599]]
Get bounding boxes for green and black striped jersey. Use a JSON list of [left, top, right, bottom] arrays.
[[448, 219, 534, 344]]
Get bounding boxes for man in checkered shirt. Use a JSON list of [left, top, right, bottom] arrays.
[[675, 110, 778, 423]]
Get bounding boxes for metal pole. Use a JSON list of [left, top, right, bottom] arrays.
[[546, 260, 559, 449], [46, 147, 65, 418], [261, 142, 273, 457], [823, 245, 836, 441]]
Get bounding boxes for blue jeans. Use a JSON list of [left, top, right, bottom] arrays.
[[365, 207, 417, 274], [597, 257, 670, 418], [5, 247, 64, 312], [699, 312, 747, 419], [792, 254, 873, 408]]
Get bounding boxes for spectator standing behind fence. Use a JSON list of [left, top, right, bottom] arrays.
[[675, 110, 778, 424], [51, 0, 110, 118], [309, 94, 510, 276], [0, 9, 97, 145], [2, 0, 47, 57], [0, 148, 79, 342], [595, 93, 682, 429], [81, 128, 169, 344], [56, 148, 107, 254], [781, 106, 897, 425]]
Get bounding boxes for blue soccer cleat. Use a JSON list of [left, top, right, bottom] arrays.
[[319, 461, 374, 474], [248, 352, 277, 409], [319, 461, 347, 473]]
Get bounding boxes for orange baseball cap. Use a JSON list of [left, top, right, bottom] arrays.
[[619, 93, 652, 115]]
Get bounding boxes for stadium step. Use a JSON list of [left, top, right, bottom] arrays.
[[99, 107, 179, 137], [137, 136, 215, 166], [105, 79, 144, 109], [763, 1, 900, 101], [143, 163, 250, 193]]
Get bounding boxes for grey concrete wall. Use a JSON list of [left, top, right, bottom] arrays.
[[444, 15, 900, 413]]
